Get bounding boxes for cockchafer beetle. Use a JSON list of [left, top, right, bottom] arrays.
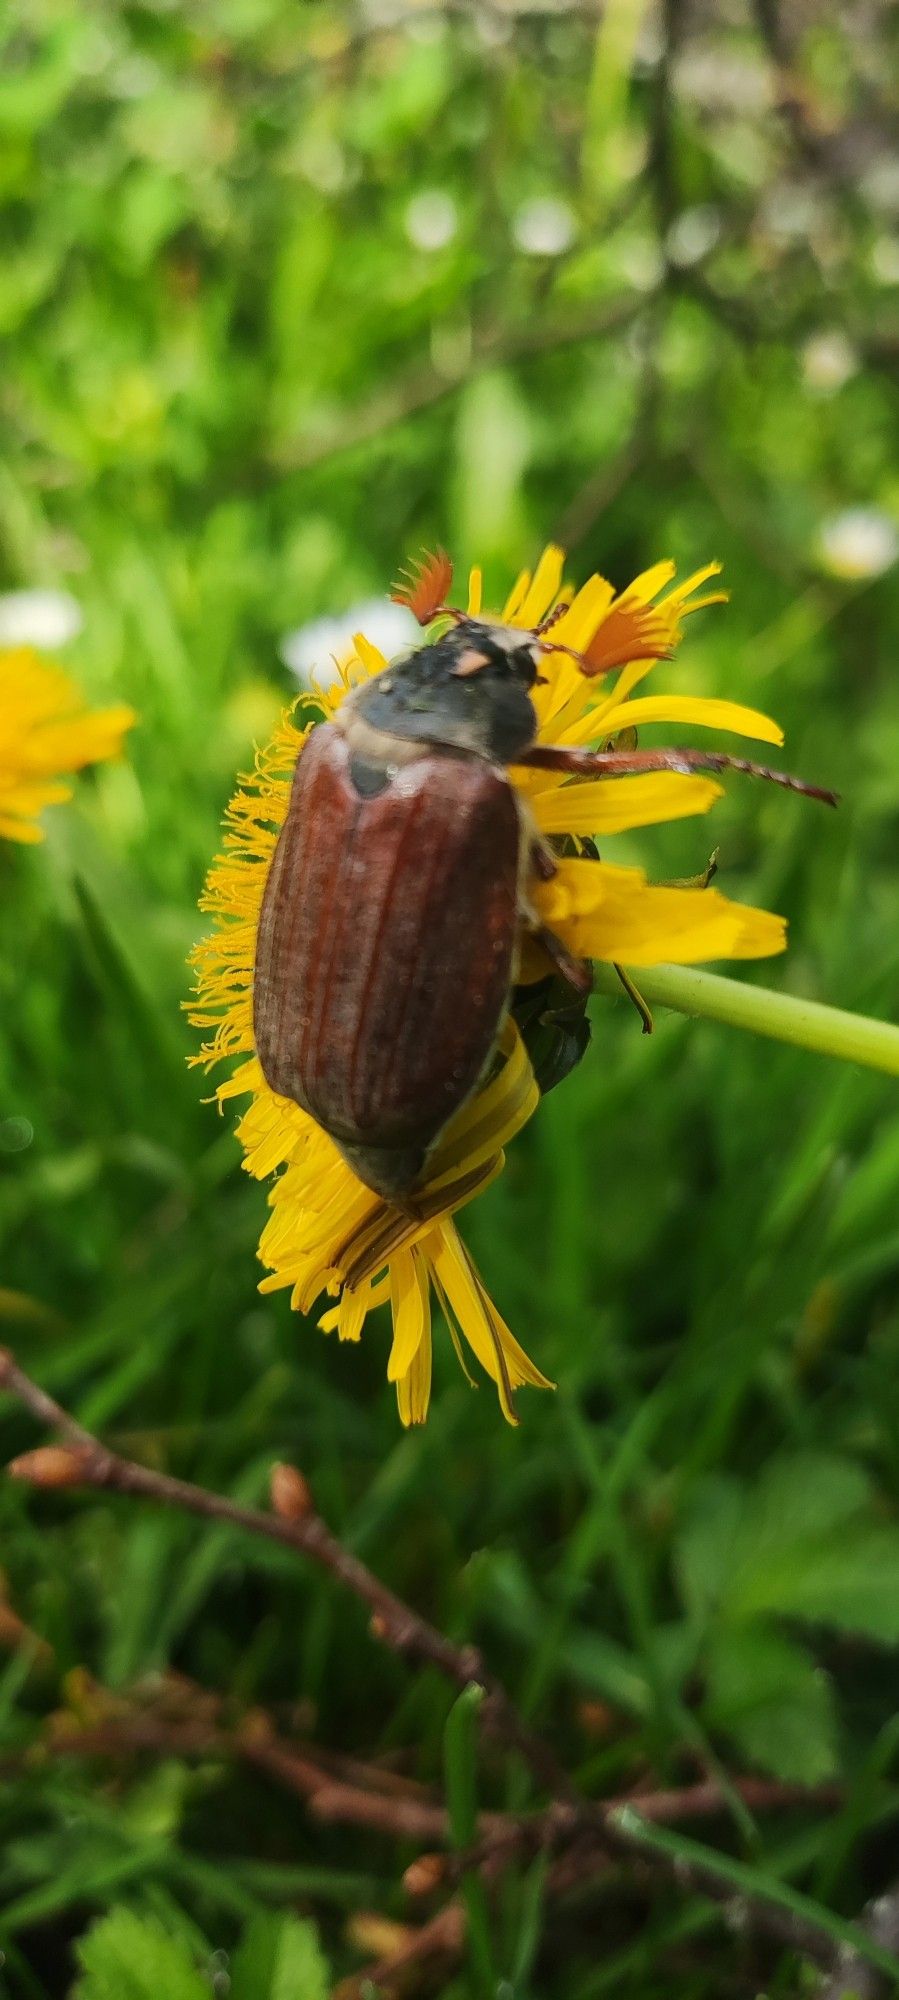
[[253, 550, 836, 1208]]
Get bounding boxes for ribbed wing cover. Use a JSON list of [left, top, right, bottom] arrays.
[[253, 725, 521, 1153]]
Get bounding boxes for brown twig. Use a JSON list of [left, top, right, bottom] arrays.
[[0, 1347, 567, 1797], [25, 1709, 448, 1842], [341, 1801, 894, 2000], [16, 1689, 842, 1862], [333, 1897, 466, 2000]]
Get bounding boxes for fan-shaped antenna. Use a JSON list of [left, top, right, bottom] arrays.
[[390, 549, 456, 627]]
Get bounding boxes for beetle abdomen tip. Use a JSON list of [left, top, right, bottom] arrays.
[[337, 1140, 429, 1208]]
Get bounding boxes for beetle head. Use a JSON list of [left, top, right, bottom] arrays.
[[347, 546, 637, 767], [390, 547, 619, 682], [444, 617, 544, 688]]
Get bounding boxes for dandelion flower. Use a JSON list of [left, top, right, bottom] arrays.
[[0, 649, 136, 845], [190, 546, 790, 1425]]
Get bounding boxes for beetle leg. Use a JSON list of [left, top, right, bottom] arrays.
[[610, 850, 716, 1034], [613, 963, 653, 1034], [530, 837, 557, 882], [512, 742, 838, 807], [523, 839, 591, 996], [608, 854, 715, 1035], [529, 922, 593, 1000]]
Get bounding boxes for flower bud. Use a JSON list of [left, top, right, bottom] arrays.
[[269, 1462, 314, 1522], [7, 1445, 91, 1488], [403, 1852, 447, 1897]]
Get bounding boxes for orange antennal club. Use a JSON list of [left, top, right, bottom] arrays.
[[578, 606, 673, 677], [391, 548, 455, 627]]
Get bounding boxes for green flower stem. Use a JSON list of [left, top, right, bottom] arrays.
[[593, 963, 899, 1077]]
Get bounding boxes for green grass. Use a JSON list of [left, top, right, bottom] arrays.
[[1, 1, 898, 1993]]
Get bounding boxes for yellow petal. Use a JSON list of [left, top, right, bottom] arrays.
[[549, 658, 660, 748], [467, 567, 483, 616], [552, 573, 615, 653], [427, 1222, 550, 1421], [502, 567, 532, 621], [427, 1228, 509, 1394], [0, 813, 45, 843], [319, 1272, 390, 1333], [539, 859, 787, 965], [428, 1021, 538, 1186], [396, 1315, 433, 1426], [0, 650, 135, 843], [529, 574, 617, 737], [531, 772, 723, 836], [531, 660, 592, 741], [352, 633, 388, 677], [513, 546, 566, 629], [624, 560, 676, 604], [0, 778, 71, 814], [663, 561, 724, 608], [337, 1286, 368, 1341], [597, 695, 784, 746], [474, 1285, 555, 1393], [20, 706, 136, 772], [387, 1248, 428, 1380]]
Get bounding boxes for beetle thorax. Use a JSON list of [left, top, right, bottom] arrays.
[[335, 619, 540, 767], [333, 697, 436, 776]]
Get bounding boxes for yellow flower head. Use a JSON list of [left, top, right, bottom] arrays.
[[0, 649, 135, 844], [190, 546, 787, 1426]]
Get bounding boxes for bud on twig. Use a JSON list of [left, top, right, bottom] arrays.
[[345, 1912, 413, 1959], [7, 1445, 92, 1489], [270, 1461, 314, 1522], [403, 1852, 447, 1897]]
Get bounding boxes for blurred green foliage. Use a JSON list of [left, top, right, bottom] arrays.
[[72, 1906, 329, 2000], [0, 0, 898, 1993]]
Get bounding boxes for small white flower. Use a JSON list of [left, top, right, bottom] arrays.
[[405, 190, 458, 253], [665, 205, 722, 268], [512, 197, 576, 258], [0, 589, 84, 650], [675, 46, 769, 114], [801, 330, 859, 394], [280, 598, 419, 691], [818, 507, 899, 580]]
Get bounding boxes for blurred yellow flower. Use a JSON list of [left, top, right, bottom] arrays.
[[0, 649, 135, 844], [191, 547, 786, 1425]]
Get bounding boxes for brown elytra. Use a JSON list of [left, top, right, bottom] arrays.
[[253, 726, 520, 1201]]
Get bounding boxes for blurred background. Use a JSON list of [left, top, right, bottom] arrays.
[[1, 1, 898, 1994]]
